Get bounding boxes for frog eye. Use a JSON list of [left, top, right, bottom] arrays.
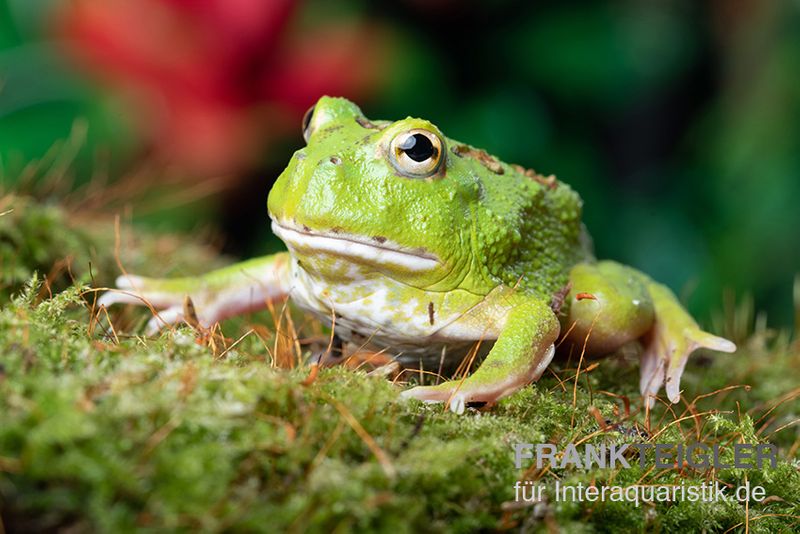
[[389, 129, 444, 178], [302, 104, 316, 143]]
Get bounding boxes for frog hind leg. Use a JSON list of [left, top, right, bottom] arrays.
[[563, 261, 656, 356], [642, 282, 736, 405], [400, 295, 559, 414], [97, 253, 291, 334], [564, 261, 735, 407]]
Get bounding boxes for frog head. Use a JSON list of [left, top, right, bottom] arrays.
[[268, 96, 586, 296]]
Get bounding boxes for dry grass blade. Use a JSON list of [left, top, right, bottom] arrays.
[[765, 418, 800, 439], [648, 410, 730, 442], [217, 329, 255, 360], [327, 397, 396, 479], [571, 312, 599, 427], [722, 514, 800, 534]]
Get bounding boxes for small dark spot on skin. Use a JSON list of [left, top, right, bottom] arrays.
[[428, 302, 435, 326], [302, 225, 311, 232], [473, 177, 486, 200], [330, 227, 342, 234], [372, 236, 387, 244], [329, 156, 341, 165]]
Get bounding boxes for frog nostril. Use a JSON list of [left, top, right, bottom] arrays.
[[329, 156, 342, 165]]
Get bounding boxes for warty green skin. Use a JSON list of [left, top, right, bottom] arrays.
[[99, 97, 736, 414]]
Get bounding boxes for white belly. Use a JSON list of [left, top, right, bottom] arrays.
[[285, 260, 499, 356]]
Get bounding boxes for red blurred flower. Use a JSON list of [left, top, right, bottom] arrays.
[[56, 0, 388, 175]]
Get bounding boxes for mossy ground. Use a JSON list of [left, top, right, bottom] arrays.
[[0, 195, 798, 533]]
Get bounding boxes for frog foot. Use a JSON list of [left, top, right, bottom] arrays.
[[400, 345, 555, 414], [97, 254, 291, 335], [97, 275, 194, 334], [640, 324, 736, 407], [639, 282, 736, 407]]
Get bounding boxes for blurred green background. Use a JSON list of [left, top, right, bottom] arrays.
[[1, 0, 798, 325]]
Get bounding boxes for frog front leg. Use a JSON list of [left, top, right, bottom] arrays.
[[98, 253, 291, 333], [401, 294, 560, 414]]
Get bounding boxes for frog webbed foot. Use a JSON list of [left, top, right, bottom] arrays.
[[400, 344, 555, 414], [640, 325, 736, 407], [640, 283, 736, 407], [97, 275, 199, 334], [97, 254, 290, 335]]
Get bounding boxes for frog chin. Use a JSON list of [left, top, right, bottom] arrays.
[[270, 220, 441, 274]]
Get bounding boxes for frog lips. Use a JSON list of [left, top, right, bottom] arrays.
[[271, 220, 441, 272]]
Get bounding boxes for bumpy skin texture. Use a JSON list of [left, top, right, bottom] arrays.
[[99, 96, 736, 413]]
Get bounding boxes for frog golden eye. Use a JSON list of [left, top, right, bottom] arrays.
[[302, 104, 316, 143], [389, 129, 444, 178]]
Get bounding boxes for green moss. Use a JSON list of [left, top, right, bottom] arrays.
[[0, 194, 228, 301], [0, 196, 798, 533]]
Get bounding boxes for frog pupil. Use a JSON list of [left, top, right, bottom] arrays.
[[400, 133, 436, 162]]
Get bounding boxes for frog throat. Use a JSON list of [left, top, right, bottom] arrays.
[[270, 220, 441, 273]]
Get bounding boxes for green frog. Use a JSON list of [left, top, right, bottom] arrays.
[[99, 97, 735, 414]]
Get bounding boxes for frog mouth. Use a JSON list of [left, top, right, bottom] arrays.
[[271, 220, 441, 272]]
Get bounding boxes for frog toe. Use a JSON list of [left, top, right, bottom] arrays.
[[399, 387, 472, 414], [97, 276, 148, 307], [145, 307, 185, 335], [640, 326, 736, 407], [98, 274, 186, 310], [639, 344, 666, 407], [399, 384, 453, 404], [96, 290, 139, 308], [663, 330, 736, 403]]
